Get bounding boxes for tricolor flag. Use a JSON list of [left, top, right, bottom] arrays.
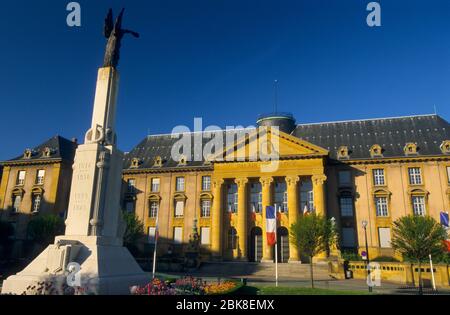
[[266, 206, 277, 246], [251, 205, 257, 222], [303, 204, 309, 215], [228, 206, 233, 220], [444, 240, 450, 252]]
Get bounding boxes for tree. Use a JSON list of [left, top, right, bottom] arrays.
[[122, 212, 145, 256], [27, 214, 65, 246], [0, 221, 15, 258], [391, 215, 447, 295], [290, 213, 337, 288]]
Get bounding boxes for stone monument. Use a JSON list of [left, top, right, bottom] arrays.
[[1, 9, 148, 295]]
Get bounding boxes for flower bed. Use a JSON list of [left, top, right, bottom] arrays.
[[132, 276, 242, 295]]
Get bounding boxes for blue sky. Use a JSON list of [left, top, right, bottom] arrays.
[[1, 0, 450, 160]]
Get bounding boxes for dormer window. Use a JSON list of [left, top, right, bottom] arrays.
[[178, 155, 187, 166], [370, 144, 383, 158], [42, 147, 55, 157], [404, 143, 418, 156], [23, 149, 33, 159], [130, 158, 142, 168], [440, 140, 450, 154], [337, 146, 349, 159], [153, 156, 163, 167]]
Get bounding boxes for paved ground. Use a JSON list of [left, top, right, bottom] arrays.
[[159, 272, 450, 295]]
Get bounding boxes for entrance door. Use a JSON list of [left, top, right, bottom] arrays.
[[275, 227, 289, 263], [249, 227, 263, 262]]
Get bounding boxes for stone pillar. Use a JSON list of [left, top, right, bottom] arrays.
[[312, 174, 328, 261], [260, 176, 274, 262], [211, 178, 224, 260], [286, 175, 300, 262], [312, 175, 327, 216], [235, 178, 248, 260]]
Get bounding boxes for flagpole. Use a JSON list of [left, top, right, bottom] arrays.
[[152, 209, 159, 279], [275, 205, 279, 287]]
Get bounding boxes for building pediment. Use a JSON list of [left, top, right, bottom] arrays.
[[212, 127, 328, 162]]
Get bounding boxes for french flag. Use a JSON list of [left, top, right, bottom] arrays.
[[266, 206, 277, 246]]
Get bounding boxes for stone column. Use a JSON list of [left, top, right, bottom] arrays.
[[312, 174, 328, 261], [286, 175, 300, 262], [312, 175, 327, 216], [211, 178, 224, 260], [235, 177, 248, 260], [260, 176, 274, 262]]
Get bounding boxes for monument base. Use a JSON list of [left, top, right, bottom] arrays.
[[1, 236, 149, 295]]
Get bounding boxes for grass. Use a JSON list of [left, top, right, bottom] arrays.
[[238, 286, 371, 295]]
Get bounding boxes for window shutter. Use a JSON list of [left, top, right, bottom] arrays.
[[174, 227, 183, 244], [201, 227, 210, 245], [175, 201, 184, 217], [378, 227, 392, 248]]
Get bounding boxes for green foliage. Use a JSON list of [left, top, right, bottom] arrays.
[[341, 250, 363, 262], [27, 214, 65, 246], [391, 215, 447, 263], [372, 256, 400, 262], [0, 221, 14, 245], [290, 213, 337, 258], [122, 212, 144, 249]]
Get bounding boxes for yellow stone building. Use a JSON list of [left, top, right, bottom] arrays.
[[121, 113, 450, 262], [1, 114, 449, 262], [0, 136, 78, 257]]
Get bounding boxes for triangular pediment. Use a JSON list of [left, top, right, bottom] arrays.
[[212, 127, 328, 162]]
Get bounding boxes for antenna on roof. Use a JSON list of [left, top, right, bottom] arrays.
[[433, 105, 437, 115], [273, 79, 278, 113]]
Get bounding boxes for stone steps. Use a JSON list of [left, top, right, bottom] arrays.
[[195, 262, 331, 280]]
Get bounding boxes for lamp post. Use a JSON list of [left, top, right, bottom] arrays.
[[362, 220, 372, 293]]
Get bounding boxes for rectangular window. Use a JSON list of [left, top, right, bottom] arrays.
[[227, 184, 238, 213], [151, 178, 160, 192], [274, 181, 288, 213], [176, 177, 185, 192], [408, 167, 422, 185], [17, 171, 26, 186], [173, 227, 183, 244], [412, 196, 426, 216], [378, 227, 392, 248], [125, 201, 135, 213], [375, 196, 389, 217], [446, 166, 450, 184], [175, 200, 184, 217], [250, 183, 262, 213], [36, 170, 45, 185], [200, 227, 210, 245], [338, 171, 352, 186], [202, 176, 211, 191], [32, 195, 42, 213], [148, 227, 156, 244], [340, 197, 354, 217], [373, 169, 385, 186], [300, 180, 314, 212], [127, 179, 136, 193], [149, 201, 159, 218], [201, 200, 211, 217], [13, 195, 22, 212], [341, 227, 356, 248]]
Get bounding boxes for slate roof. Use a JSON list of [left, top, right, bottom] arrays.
[[293, 114, 450, 160], [123, 114, 450, 170], [3, 135, 78, 164]]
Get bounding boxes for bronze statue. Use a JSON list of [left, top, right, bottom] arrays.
[[103, 8, 139, 68]]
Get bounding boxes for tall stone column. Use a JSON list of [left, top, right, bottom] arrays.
[[235, 177, 248, 260], [312, 175, 327, 216], [260, 176, 274, 262], [286, 175, 300, 262], [211, 178, 224, 260], [312, 174, 328, 261]]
